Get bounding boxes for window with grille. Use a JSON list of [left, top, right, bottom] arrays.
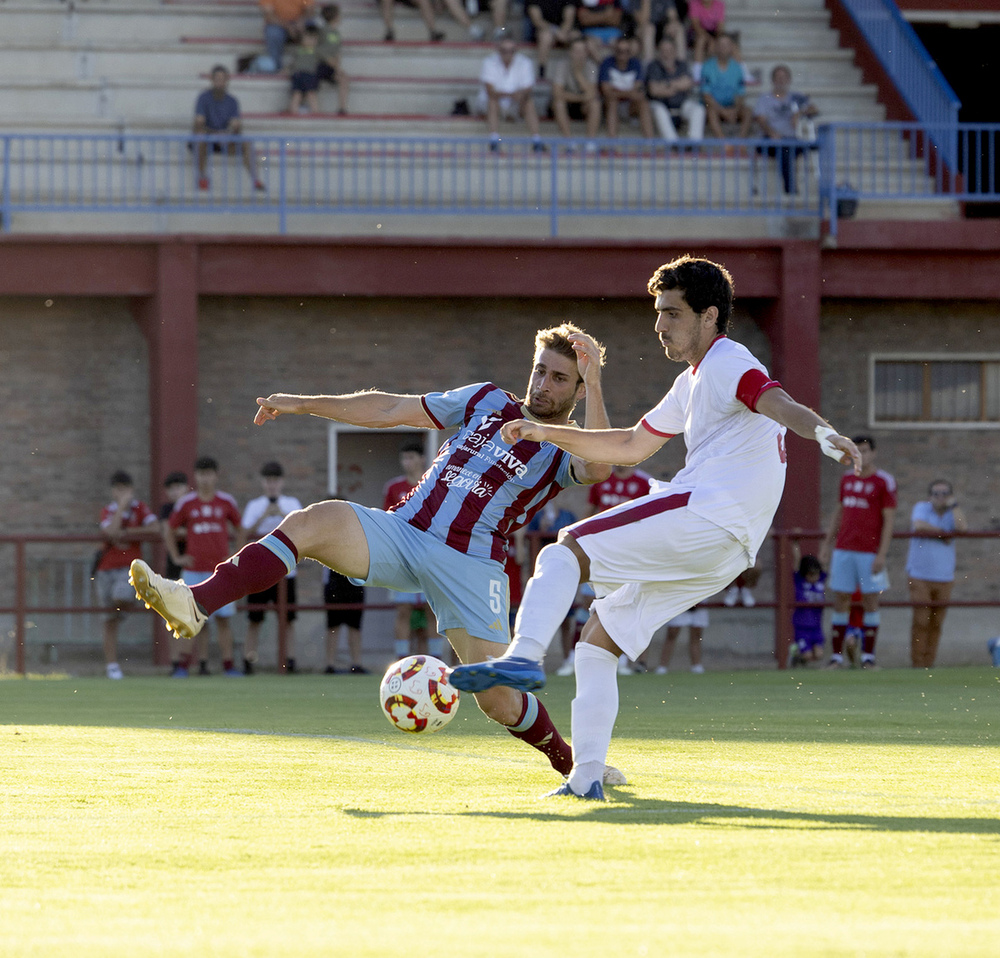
[[872, 356, 1000, 427]]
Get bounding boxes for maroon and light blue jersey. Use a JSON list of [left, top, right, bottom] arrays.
[[390, 383, 579, 563]]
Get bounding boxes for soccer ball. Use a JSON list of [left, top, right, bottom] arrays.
[[378, 655, 461, 734]]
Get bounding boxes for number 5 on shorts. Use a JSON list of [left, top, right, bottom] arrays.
[[489, 579, 504, 614]]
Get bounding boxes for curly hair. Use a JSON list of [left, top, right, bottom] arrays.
[[647, 255, 735, 334]]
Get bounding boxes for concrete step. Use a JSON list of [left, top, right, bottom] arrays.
[[0, 75, 884, 124], [0, 40, 862, 87]]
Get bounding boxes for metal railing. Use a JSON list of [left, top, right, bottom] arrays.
[[1, 126, 998, 238], [4, 530, 1000, 675], [2, 130, 826, 237], [834, 0, 961, 169]]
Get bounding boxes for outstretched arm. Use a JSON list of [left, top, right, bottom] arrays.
[[502, 418, 667, 467], [254, 391, 435, 429], [754, 388, 861, 474]]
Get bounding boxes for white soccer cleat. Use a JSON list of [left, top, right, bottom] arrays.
[[129, 559, 207, 640], [603, 765, 627, 786]]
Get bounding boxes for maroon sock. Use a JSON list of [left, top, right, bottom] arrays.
[[192, 530, 298, 615], [506, 693, 573, 776], [862, 625, 878, 655], [830, 623, 847, 655]]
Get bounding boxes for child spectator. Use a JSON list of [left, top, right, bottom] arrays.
[[288, 24, 323, 114], [791, 554, 826, 665], [316, 4, 350, 115]]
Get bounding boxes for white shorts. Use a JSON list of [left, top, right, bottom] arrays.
[[566, 491, 747, 660]]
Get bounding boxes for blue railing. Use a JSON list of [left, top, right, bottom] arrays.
[[0, 131, 824, 237], [1, 127, 998, 239], [834, 0, 961, 169]]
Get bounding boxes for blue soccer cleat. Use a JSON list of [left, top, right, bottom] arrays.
[[545, 780, 605, 801], [448, 656, 546, 693]]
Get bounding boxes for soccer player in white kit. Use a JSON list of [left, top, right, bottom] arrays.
[[450, 255, 862, 799]]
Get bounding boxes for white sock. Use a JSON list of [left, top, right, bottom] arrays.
[[567, 643, 619, 793], [506, 543, 582, 663]]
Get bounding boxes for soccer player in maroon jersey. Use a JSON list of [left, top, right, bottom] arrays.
[[132, 326, 625, 783]]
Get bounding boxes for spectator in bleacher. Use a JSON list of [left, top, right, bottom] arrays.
[[636, 0, 686, 66], [752, 65, 819, 193], [287, 24, 324, 113], [688, 0, 726, 65], [95, 471, 159, 680], [193, 65, 265, 191], [598, 35, 654, 139], [551, 33, 602, 144], [645, 34, 705, 142], [317, 3, 350, 115], [526, 0, 578, 80], [577, 0, 624, 63], [699, 32, 751, 140], [476, 33, 545, 153], [380, 0, 482, 43], [260, 0, 317, 71]]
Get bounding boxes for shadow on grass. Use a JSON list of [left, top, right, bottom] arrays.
[[342, 797, 1000, 835]]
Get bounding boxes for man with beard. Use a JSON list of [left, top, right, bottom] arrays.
[[130, 324, 623, 781]]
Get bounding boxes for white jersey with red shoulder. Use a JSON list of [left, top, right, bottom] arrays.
[[391, 382, 579, 562], [587, 468, 653, 513], [641, 335, 786, 561], [834, 469, 897, 552]]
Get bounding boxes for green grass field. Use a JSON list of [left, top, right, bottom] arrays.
[[2, 667, 998, 958]]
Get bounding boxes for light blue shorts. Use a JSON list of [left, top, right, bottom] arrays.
[[182, 569, 236, 618], [829, 549, 890, 595], [348, 504, 510, 643]]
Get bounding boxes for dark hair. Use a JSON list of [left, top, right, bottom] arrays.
[[164, 471, 188, 487], [210, 64, 229, 77], [771, 64, 791, 82], [647, 255, 735, 334], [260, 460, 284, 477], [534, 323, 606, 382], [400, 440, 425, 456], [194, 456, 219, 472], [110, 470, 133, 487], [928, 479, 952, 495], [852, 434, 875, 450], [798, 554, 823, 577], [321, 3, 340, 20], [303, 24, 320, 37]]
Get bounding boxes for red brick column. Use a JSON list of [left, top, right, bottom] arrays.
[[131, 241, 200, 665]]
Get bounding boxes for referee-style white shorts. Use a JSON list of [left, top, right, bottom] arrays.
[[566, 492, 748, 661]]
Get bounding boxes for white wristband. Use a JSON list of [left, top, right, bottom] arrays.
[[815, 425, 842, 462]]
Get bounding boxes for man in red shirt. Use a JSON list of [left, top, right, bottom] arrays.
[[165, 457, 244, 676], [585, 463, 653, 516], [95, 471, 159, 678], [820, 435, 897, 668]]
